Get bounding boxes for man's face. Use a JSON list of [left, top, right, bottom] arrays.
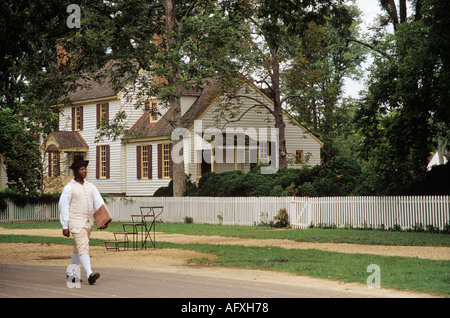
[[75, 166, 87, 179]]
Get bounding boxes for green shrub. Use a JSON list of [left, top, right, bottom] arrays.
[[153, 155, 365, 197], [153, 180, 173, 197], [273, 208, 289, 228], [216, 170, 246, 196], [269, 185, 284, 196], [296, 182, 317, 196], [154, 174, 197, 197], [0, 189, 60, 207]]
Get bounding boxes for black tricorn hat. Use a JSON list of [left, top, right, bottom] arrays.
[[69, 160, 89, 170]]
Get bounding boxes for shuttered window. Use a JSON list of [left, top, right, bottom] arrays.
[[157, 143, 173, 179], [258, 142, 269, 165], [96, 103, 109, 128], [96, 145, 110, 179], [162, 144, 170, 178], [72, 106, 83, 131], [137, 145, 152, 180]]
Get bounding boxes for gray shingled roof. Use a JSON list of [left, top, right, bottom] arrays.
[[128, 77, 222, 139], [66, 76, 117, 102], [65, 61, 121, 102], [51, 131, 89, 149]]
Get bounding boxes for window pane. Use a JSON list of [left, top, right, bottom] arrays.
[[142, 145, 148, 179], [163, 144, 170, 178], [101, 145, 107, 178]]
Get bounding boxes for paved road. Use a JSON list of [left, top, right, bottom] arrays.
[[1, 263, 361, 299], [2, 265, 432, 317], [1, 263, 435, 316]]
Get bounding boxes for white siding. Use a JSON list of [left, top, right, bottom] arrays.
[[118, 85, 150, 128], [125, 141, 171, 196], [58, 98, 129, 194], [56, 80, 200, 195], [284, 116, 322, 167], [186, 83, 322, 179]]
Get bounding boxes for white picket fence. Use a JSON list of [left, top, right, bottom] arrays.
[[290, 196, 450, 230], [0, 201, 59, 223], [1, 196, 449, 231], [106, 196, 294, 226]]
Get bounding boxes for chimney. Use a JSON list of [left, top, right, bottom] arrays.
[[56, 39, 82, 72], [151, 33, 168, 86], [56, 41, 71, 70]]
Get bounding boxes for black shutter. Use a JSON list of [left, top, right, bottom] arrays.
[[157, 144, 162, 179], [137, 146, 142, 179]]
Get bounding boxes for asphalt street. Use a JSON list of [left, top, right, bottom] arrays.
[[1, 263, 431, 315], [0, 263, 349, 298]]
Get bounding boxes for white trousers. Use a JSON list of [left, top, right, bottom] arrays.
[[72, 221, 92, 256]]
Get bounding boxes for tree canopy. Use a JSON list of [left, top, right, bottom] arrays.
[[356, 0, 450, 194], [1, 0, 448, 196]]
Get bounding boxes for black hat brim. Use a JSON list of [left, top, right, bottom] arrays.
[[69, 160, 89, 170]]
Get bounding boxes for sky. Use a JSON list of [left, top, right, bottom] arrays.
[[342, 0, 383, 99]]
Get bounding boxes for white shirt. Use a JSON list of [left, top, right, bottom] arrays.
[[59, 179, 105, 230]]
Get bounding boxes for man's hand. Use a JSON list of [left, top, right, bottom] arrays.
[[63, 229, 70, 237]]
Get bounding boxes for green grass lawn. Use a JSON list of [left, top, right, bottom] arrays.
[[3, 221, 448, 246], [151, 222, 450, 247], [1, 221, 449, 296]]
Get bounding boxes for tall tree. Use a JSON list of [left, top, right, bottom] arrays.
[[356, 0, 450, 194], [0, 0, 76, 192], [283, 2, 367, 162], [64, 1, 249, 196], [162, 0, 186, 197], [160, 0, 250, 196], [216, 0, 350, 168]]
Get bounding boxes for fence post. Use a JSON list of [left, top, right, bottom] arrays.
[[8, 200, 13, 222]]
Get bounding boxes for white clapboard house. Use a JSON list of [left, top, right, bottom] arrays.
[[41, 73, 323, 196]]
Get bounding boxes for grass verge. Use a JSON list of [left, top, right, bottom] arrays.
[[170, 242, 449, 297], [2, 222, 449, 246]]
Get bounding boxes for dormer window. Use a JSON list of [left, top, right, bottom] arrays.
[[145, 99, 158, 122]]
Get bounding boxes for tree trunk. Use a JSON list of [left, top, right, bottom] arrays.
[[270, 48, 287, 169], [170, 91, 186, 197], [164, 0, 186, 197]]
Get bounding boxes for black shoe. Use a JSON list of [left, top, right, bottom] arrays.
[[66, 274, 82, 283], [88, 272, 100, 285]]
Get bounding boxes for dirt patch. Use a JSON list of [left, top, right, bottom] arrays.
[[0, 243, 213, 270], [0, 228, 216, 271], [0, 227, 447, 298]]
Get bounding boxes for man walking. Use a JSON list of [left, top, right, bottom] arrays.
[[59, 160, 104, 285]]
